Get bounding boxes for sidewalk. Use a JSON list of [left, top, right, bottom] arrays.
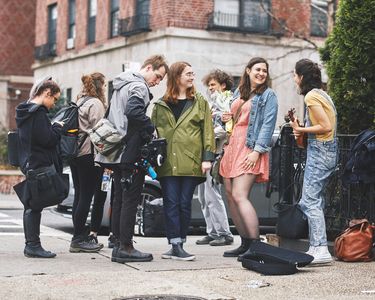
[[1, 195, 374, 300]]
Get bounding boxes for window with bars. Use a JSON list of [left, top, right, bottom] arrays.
[[209, 0, 270, 34], [110, 0, 120, 38], [87, 0, 97, 44]]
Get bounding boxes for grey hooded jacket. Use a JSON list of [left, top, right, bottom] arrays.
[[95, 70, 153, 165]]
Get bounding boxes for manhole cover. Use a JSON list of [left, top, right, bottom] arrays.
[[116, 295, 207, 300]]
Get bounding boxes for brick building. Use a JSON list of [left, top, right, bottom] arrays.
[[0, 0, 36, 130], [33, 0, 332, 124]]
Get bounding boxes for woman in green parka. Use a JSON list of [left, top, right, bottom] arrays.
[[151, 61, 215, 261]]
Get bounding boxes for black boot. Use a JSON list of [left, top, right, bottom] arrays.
[[237, 239, 261, 262], [24, 242, 56, 258], [111, 240, 120, 262], [23, 208, 41, 245], [114, 243, 153, 263], [23, 209, 55, 258], [223, 237, 251, 257], [170, 243, 195, 261]]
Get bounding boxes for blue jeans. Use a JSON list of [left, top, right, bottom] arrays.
[[159, 176, 199, 244], [299, 139, 337, 246]]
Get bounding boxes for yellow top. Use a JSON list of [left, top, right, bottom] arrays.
[[305, 90, 336, 141]]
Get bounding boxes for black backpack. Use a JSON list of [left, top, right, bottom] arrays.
[[343, 129, 375, 185], [51, 97, 92, 162]]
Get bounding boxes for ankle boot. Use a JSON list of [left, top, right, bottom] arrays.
[[111, 240, 120, 262], [114, 243, 153, 264], [223, 237, 251, 257], [24, 242, 56, 258], [237, 238, 261, 262], [171, 243, 195, 261]]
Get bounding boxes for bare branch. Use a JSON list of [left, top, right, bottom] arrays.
[[259, 0, 318, 49]]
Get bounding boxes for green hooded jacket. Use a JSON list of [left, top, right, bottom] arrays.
[[151, 92, 215, 180]]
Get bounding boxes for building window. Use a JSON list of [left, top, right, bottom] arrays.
[[66, 88, 72, 103], [119, 0, 151, 37], [209, 0, 270, 34], [87, 0, 97, 44], [48, 4, 58, 52], [110, 0, 120, 38], [67, 0, 76, 49], [107, 81, 114, 104], [311, 0, 328, 37]]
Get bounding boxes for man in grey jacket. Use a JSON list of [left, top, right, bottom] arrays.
[[96, 55, 168, 263]]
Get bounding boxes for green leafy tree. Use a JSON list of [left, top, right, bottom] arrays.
[[320, 0, 375, 133]]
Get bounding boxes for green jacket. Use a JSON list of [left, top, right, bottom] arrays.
[[151, 92, 215, 180]]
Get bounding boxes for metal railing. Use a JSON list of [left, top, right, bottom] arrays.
[[119, 14, 151, 37], [34, 43, 56, 60], [276, 125, 374, 238], [207, 12, 271, 34]]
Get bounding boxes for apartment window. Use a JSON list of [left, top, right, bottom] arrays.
[[48, 4, 58, 51], [67, 0, 76, 49], [211, 0, 270, 33], [110, 0, 120, 37], [87, 0, 97, 44], [68, 0, 76, 39], [311, 0, 328, 37]]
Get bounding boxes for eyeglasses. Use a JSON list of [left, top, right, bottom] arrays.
[[51, 95, 59, 103], [183, 72, 195, 78]]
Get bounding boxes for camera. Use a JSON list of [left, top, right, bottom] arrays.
[[140, 138, 167, 167]]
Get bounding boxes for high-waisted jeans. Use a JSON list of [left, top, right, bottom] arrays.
[[299, 139, 338, 246]]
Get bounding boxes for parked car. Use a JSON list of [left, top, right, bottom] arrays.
[[55, 133, 280, 235]]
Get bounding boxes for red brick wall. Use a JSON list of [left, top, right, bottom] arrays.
[[272, 0, 310, 37], [151, 0, 214, 29], [0, 0, 36, 76], [7, 83, 33, 130], [34, 0, 315, 56]]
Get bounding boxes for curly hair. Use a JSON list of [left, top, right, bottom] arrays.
[[202, 69, 234, 91], [163, 62, 195, 104], [295, 59, 322, 96], [78, 72, 106, 105], [239, 57, 269, 101]]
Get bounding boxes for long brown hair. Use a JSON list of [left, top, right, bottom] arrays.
[[78, 72, 106, 106], [163, 62, 195, 104], [295, 59, 322, 96], [239, 57, 269, 101]]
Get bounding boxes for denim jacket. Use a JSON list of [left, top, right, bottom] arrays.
[[246, 87, 278, 153]]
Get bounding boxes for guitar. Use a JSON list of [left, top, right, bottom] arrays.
[[286, 108, 307, 149]]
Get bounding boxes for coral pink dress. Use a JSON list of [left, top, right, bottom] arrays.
[[219, 98, 269, 183]]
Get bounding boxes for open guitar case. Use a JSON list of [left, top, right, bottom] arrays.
[[241, 240, 314, 275]]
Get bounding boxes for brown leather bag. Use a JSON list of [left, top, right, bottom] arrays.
[[334, 219, 375, 262]]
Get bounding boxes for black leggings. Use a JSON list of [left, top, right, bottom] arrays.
[[70, 154, 104, 240]]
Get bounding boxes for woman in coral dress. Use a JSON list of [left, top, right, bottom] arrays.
[[220, 57, 278, 258]]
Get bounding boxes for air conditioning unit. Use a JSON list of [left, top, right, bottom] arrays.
[[66, 38, 75, 49]]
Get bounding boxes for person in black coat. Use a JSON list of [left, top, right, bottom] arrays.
[[15, 77, 63, 258]]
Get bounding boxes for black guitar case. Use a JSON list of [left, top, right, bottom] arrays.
[[241, 240, 314, 275]]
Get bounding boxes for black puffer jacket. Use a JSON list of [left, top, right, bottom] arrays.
[[16, 101, 63, 174]]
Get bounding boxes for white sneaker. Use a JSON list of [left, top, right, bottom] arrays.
[[311, 246, 333, 265], [306, 246, 316, 256]]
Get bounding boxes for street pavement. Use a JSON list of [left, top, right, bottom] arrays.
[[0, 194, 374, 300]]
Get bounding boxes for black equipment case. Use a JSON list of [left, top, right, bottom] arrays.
[[241, 241, 314, 275]]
